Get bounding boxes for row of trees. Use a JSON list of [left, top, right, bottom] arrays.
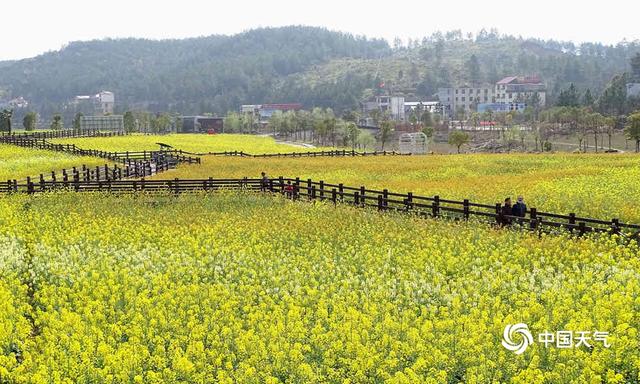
[[227, 108, 379, 150], [537, 107, 617, 152], [122, 111, 179, 133]]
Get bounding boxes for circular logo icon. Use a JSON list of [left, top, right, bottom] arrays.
[[502, 323, 534, 354]]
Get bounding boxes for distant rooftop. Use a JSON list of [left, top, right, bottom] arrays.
[[261, 103, 302, 111], [497, 75, 543, 85]]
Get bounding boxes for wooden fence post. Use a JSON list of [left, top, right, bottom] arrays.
[[360, 186, 365, 207], [39, 174, 45, 191], [26, 177, 34, 194], [529, 208, 538, 230], [463, 199, 470, 220], [174, 178, 180, 195], [354, 191, 360, 206], [319, 180, 324, 199], [568, 213, 576, 232], [331, 188, 337, 205], [611, 218, 620, 235], [405, 192, 413, 212], [377, 195, 384, 210], [495, 203, 502, 224], [383, 189, 388, 208], [338, 183, 344, 202], [432, 195, 440, 217]]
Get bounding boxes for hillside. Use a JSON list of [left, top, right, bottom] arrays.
[[0, 26, 390, 117], [293, 34, 640, 106], [0, 27, 639, 119]]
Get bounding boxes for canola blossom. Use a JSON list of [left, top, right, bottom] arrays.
[[51, 134, 335, 154], [158, 153, 640, 223], [0, 192, 638, 383], [0, 144, 111, 182]]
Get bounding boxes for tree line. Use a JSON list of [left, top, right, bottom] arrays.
[[1, 26, 639, 121]]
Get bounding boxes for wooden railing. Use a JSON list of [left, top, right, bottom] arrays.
[[0, 129, 126, 139], [0, 136, 201, 165], [188, 149, 411, 157], [1, 176, 638, 239], [10, 161, 174, 187]]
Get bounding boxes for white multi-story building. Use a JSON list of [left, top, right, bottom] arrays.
[[438, 85, 496, 117], [494, 76, 546, 106], [362, 96, 405, 121], [438, 76, 546, 118], [73, 91, 115, 115]]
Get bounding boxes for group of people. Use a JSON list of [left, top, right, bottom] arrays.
[[500, 195, 527, 226], [260, 172, 296, 198]]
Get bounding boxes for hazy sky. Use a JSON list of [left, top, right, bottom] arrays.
[[2, 0, 638, 61]]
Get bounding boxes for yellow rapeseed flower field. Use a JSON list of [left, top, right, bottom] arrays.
[[51, 134, 335, 154], [158, 153, 640, 223], [0, 192, 638, 383], [0, 144, 112, 182]]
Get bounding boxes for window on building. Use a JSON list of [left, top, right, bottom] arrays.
[[455, 97, 458, 102], [455, 89, 459, 94], [461, 97, 465, 102], [461, 89, 465, 94]]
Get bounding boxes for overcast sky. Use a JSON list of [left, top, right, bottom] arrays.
[[2, 0, 638, 61]]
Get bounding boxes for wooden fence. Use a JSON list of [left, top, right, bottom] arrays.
[[11, 160, 174, 186], [0, 133, 404, 160], [191, 149, 411, 158], [1, 176, 638, 238], [0, 136, 201, 165], [0, 130, 126, 139]]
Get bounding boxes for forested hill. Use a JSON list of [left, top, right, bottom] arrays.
[[0, 27, 390, 115], [1, 26, 639, 117]]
